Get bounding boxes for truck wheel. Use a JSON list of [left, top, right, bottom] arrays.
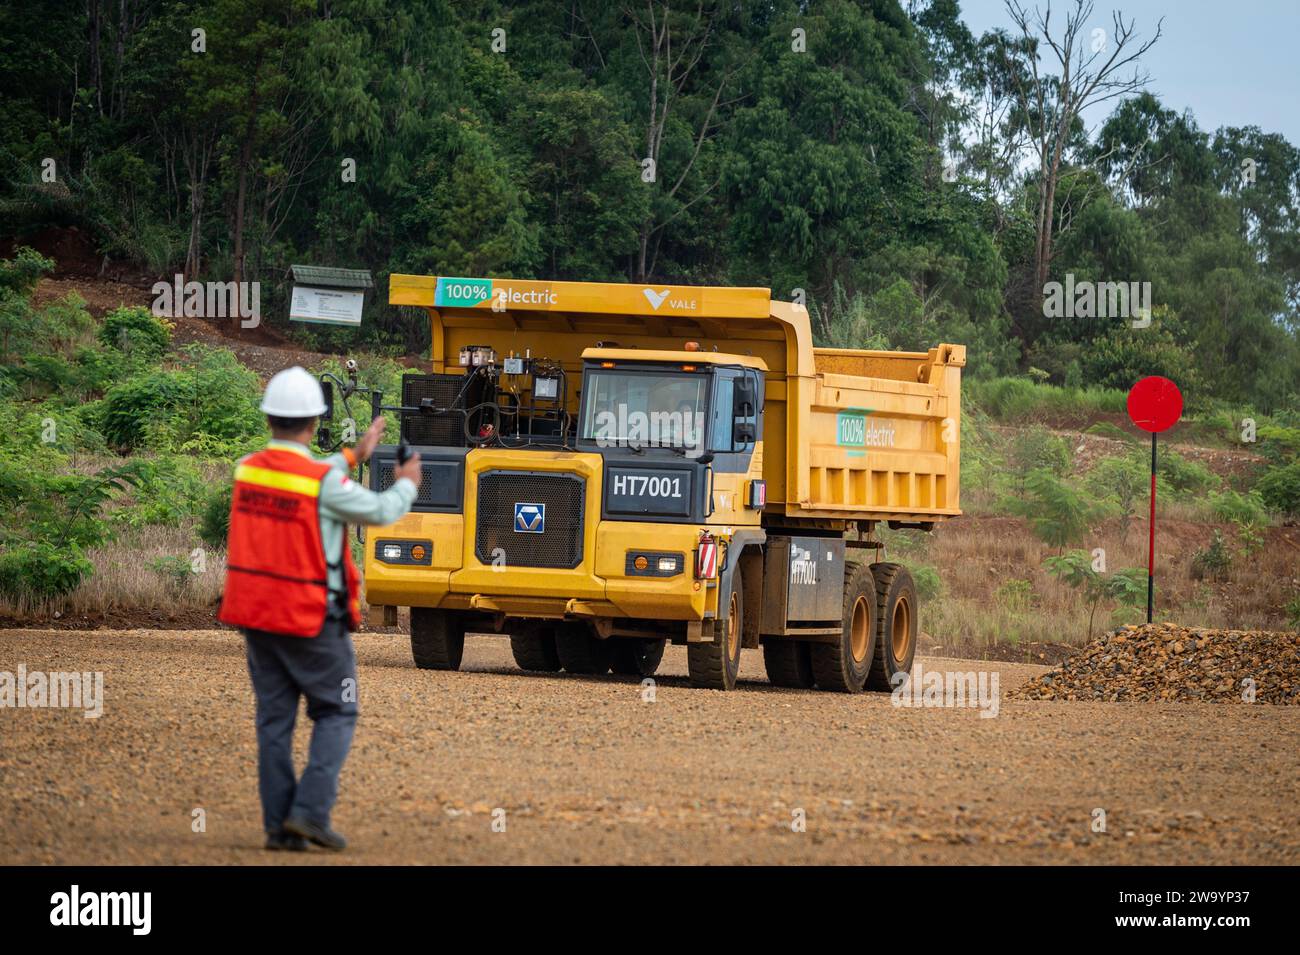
[[610, 637, 666, 677], [866, 563, 917, 691], [510, 625, 562, 672], [554, 623, 612, 674], [688, 582, 743, 690], [763, 640, 815, 688], [810, 561, 876, 692], [410, 608, 466, 671]]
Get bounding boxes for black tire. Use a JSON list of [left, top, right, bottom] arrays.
[[554, 623, 612, 674], [810, 560, 876, 693], [410, 607, 467, 670], [688, 577, 743, 690], [510, 624, 562, 672], [866, 562, 918, 691], [763, 639, 815, 688], [609, 637, 667, 676]]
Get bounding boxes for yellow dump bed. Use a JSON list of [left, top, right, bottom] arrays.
[[783, 343, 964, 522], [388, 275, 963, 524]]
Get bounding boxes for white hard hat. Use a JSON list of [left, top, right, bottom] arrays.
[[260, 366, 327, 417]]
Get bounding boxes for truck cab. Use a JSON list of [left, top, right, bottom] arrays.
[[351, 275, 963, 691]]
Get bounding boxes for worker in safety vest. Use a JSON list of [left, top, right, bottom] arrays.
[[219, 366, 421, 851]]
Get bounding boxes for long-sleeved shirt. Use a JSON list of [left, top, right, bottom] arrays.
[[254, 439, 417, 592]]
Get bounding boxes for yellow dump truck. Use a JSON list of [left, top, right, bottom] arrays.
[[348, 275, 963, 691]]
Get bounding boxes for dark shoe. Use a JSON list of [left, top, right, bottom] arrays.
[[283, 816, 347, 851], [265, 830, 308, 852]]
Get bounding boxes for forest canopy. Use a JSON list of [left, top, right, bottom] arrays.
[[1, 0, 1297, 409]]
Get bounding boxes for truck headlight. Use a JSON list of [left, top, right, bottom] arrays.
[[376, 539, 433, 565], [625, 551, 685, 577]]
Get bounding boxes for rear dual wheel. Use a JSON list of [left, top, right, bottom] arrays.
[[809, 561, 877, 692], [763, 639, 815, 688], [866, 562, 918, 691]]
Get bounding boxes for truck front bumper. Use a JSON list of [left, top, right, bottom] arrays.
[[362, 514, 714, 624]]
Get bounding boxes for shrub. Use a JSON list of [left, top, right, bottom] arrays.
[[956, 399, 998, 501], [7, 353, 76, 396], [149, 555, 194, 596], [0, 246, 54, 297], [70, 343, 134, 397], [1084, 453, 1158, 535], [184, 347, 264, 441], [1255, 460, 1300, 516], [112, 456, 211, 528], [906, 563, 943, 600], [1190, 530, 1232, 581], [1287, 594, 1300, 631], [1257, 424, 1300, 465], [0, 542, 93, 603], [32, 292, 94, 354], [99, 368, 193, 449], [1208, 489, 1268, 526], [1043, 550, 1147, 641], [0, 290, 37, 361], [199, 481, 233, 549], [1013, 470, 1110, 549], [995, 578, 1034, 611], [1079, 321, 1200, 395], [1157, 451, 1218, 495], [99, 306, 172, 361], [98, 346, 262, 451], [1007, 425, 1072, 483]]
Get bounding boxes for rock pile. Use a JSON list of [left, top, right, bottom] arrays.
[[1013, 623, 1300, 704]]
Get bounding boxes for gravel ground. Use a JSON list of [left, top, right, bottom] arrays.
[[2, 628, 1297, 865]]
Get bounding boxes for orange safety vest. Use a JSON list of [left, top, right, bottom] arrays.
[[218, 447, 362, 636]]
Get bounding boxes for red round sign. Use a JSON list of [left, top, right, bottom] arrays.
[[1127, 376, 1183, 433]]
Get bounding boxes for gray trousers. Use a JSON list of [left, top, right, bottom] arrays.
[[243, 609, 358, 834]]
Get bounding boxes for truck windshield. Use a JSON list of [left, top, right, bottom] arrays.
[[580, 369, 708, 450]]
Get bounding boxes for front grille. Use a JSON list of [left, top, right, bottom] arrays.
[[475, 470, 584, 569]]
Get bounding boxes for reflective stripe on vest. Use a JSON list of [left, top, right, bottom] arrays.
[[233, 463, 323, 499]]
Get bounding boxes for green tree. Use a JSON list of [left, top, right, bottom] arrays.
[[1013, 468, 1108, 550], [1044, 549, 1147, 641]]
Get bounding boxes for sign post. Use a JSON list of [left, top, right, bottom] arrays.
[[1126, 376, 1184, 623]]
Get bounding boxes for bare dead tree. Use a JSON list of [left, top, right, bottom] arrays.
[[1004, 0, 1163, 289], [624, 1, 738, 280], [181, 126, 215, 279]]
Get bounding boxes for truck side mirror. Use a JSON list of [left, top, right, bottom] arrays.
[[733, 420, 756, 446], [734, 376, 756, 417]]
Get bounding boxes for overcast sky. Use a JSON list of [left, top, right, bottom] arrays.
[[955, 0, 1300, 146]]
